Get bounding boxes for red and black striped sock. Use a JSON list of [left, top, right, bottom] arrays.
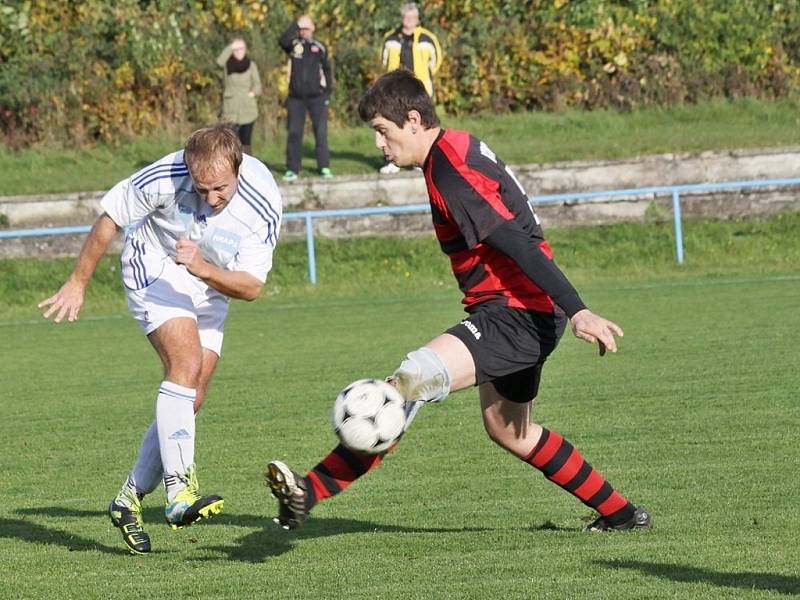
[[524, 428, 636, 526], [304, 444, 385, 509]]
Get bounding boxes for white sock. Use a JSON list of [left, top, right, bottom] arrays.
[[155, 381, 196, 502], [115, 475, 141, 508], [129, 421, 163, 496]]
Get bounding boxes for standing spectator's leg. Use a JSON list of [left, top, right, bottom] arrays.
[[285, 97, 306, 175], [238, 121, 255, 156], [309, 95, 330, 172]]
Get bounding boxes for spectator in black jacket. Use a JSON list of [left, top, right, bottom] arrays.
[[279, 15, 333, 181]]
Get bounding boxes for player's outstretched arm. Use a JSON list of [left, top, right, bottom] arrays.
[[38, 213, 120, 323], [570, 308, 624, 356]]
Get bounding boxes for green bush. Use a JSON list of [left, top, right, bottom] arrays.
[[2, 0, 800, 147]]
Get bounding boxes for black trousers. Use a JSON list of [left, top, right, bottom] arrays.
[[286, 95, 329, 172], [235, 121, 254, 146]]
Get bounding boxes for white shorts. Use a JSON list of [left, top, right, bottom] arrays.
[[122, 245, 229, 356]]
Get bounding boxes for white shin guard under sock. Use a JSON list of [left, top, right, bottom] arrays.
[[155, 381, 196, 502]]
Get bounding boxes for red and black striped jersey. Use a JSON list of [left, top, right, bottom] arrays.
[[423, 129, 584, 315]]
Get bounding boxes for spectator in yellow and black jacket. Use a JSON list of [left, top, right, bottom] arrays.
[[381, 3, 442, 97], [379, 3, 442, 174]]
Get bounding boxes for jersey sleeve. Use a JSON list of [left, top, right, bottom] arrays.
[[228, 165, 282, 282], [100, 177, 161, 228], [484, 220, 586, 317], [230, 230, 274, 283]]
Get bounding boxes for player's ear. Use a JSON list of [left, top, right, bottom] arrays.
[[407, 110, 422, 133]]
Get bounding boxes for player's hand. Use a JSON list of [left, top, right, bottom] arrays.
[[38, 278, 86, 323], [570, 308, 624, 356], [175, 239, 209, 278]]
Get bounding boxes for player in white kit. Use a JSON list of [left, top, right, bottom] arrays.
[[38, 124, 282, 554]]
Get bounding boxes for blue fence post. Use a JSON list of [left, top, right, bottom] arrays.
[[305, 214, 317, 285], [672, 190, 684, 265]]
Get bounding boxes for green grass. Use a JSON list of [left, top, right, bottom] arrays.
[[3, 211, 799, 321], [1, 216, 799, 598], [2, 97, 800, 195]]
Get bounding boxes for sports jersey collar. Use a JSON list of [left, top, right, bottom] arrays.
[[423, 128, 447, 171]]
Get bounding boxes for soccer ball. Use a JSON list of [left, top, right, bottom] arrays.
[[332, 378, 407, 454]]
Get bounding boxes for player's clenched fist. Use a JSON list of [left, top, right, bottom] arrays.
[[175, 239, 208, 278], [38, 278, 85, 323]]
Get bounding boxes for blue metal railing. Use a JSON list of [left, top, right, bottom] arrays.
[[2, 177, 799, 284], [529, 177, 800, 267]]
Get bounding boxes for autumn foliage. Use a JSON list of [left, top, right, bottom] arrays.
[[2, 0, 799, 147]]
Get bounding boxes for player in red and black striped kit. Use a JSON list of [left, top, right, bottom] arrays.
[[264, 69, 651, 532]]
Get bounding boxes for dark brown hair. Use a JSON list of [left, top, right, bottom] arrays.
[[184, 123, 242, 177], [358, 69, 439, 128]]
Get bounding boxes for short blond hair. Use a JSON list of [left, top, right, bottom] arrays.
[[184, 123, 242, 177], [400, 2, 419, 17]]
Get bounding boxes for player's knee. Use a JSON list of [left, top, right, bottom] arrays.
[[391, 347, 451, 403], [165, 357, 202, 388]]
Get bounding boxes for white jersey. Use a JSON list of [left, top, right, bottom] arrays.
[[101, 150, 282, 302]]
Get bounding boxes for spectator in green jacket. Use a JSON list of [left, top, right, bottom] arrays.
[[216, 38, 262, 156]]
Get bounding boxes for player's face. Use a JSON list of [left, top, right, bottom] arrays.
[[370, 115, 419, 167], [192, 164, 238, 212]]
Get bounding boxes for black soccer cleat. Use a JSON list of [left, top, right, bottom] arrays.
[[584, 506, 652, 532], [109, 499, 151, 555], [264, 460, 310, 530]]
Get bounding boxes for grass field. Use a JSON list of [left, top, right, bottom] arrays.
[[2, 97, 800, 196], [1, 217, 799, 598]]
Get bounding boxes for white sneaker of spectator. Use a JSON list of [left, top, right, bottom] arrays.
[[379, 162, 401, 174]]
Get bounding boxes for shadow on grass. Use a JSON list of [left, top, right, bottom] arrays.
[[0, 516, 127, 555], [197, 515, 494, 564], [527, 520, 578, 532], [596, 560, 800, 596], [17, 506, 106, 518], [14, 506, 493, 563]]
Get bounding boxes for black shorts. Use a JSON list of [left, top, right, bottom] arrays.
[[445, 304, 567, 403]]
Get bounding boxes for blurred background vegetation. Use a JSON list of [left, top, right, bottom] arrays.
[[2, 0, 800, 149]]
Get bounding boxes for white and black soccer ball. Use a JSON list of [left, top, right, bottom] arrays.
[[332, 378, 407, 454]]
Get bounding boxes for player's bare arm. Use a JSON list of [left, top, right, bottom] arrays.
[[38, 212, 121, 323], [175, 239, 262, 301]]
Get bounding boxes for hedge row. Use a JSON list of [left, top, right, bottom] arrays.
[[2, 0, 800, 147]]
